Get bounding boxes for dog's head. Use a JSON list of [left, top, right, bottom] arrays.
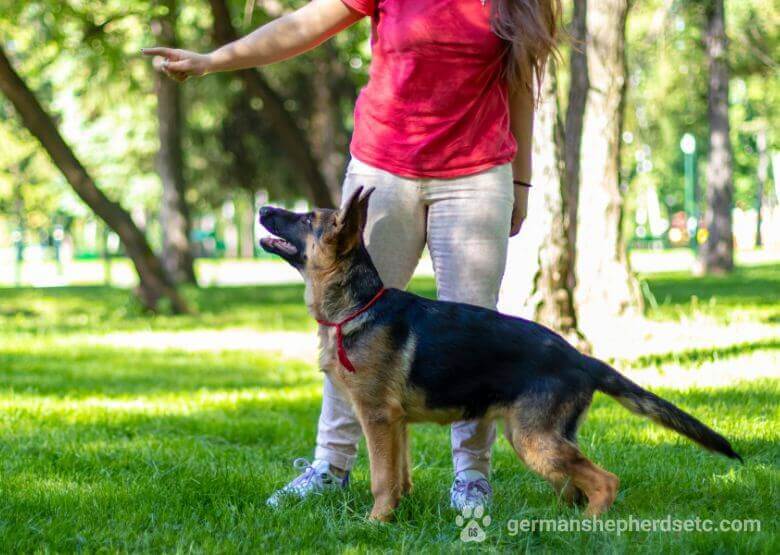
[[258, 186, 375, 276]]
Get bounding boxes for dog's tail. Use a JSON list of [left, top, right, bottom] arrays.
[[581, 355, 742, 462]]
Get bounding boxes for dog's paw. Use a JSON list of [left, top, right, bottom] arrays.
[[368, 507, 395, 522]]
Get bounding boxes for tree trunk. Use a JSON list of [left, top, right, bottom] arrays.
[[499, 65, 586, 349], [564, 0, 588, 295], [699, 0, 734, 273], [208, 0, 335, 208], [310, 48, 349, 201], [0, 44, 187, 313], [153, 0, 197, 284], [13, 176, 25, 286], [532, 67, 585, 344], [576, 0, 641, 337], [755, 128, 768, 248], [239, 189, 257, 259]]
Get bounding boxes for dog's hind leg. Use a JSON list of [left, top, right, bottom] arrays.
[[398, 422, 413, 496], [567, 455, 618, 516], [504, 414, 582, 508], [557, 477, 586, 507], [556, 399, 592, 507], [506, 408, 618, 516]]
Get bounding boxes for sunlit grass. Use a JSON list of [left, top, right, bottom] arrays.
[[0, 261, 777, 551]]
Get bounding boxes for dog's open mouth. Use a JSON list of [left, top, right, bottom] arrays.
[[260, 236, 298, 256]]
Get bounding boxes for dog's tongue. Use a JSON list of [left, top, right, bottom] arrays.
[[261, 236, 297, 255]]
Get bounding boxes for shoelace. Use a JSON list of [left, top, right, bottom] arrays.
[[288, 458, 342, 489], [288, 458, 324, 488], [454, 478, 492, 499]]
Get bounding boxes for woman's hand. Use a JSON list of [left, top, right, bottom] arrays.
[[141, 48, 211, 82], [143, 0, 362, 82], [510, 184, 529, 237]]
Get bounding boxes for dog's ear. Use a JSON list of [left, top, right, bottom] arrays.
[[337, 186, 363, 227], [355, 186, 375, 226], [334, 186, 375, 251]]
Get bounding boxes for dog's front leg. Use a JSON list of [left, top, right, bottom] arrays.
[[358, 408, 403, 522]]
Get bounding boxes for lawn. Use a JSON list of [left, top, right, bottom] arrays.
[[0, 262, 777, 552]]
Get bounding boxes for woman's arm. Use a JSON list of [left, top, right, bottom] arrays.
[[142, 0, 364, 80], [508, 86, 534, 236]]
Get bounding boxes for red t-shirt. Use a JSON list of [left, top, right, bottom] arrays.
[[341, 0, 517, 178]]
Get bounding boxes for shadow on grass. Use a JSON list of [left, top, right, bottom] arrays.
[[764, 311, 780, 324], [0, 277, 438, 336], [0, 283, 314, 334], [2, 380, 775, 473], [624, 337, 780, 369], [0, 377, 775, 551], [0, 345, 319, 396]]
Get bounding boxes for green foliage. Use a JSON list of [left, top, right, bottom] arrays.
[[624, 0, 778, 225], [0, 1, 370, 235], [0, 0, 162, 235], [0, 0, 776, 249]]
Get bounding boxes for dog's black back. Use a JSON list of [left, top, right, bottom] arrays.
[[364, 289, 590, 421]]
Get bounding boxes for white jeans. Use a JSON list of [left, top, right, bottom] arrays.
[[314, 157, 514, 475]]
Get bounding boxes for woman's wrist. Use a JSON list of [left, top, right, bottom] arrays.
[[202, 51, 223, 74], [514, 183, 530, 199]]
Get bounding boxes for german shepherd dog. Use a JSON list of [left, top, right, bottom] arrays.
[[259, 187, 741, 522]]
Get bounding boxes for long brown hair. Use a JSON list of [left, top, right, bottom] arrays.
[[490, 0, 562, 94]]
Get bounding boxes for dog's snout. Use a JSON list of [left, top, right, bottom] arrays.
[[258, 206, 277, 225]]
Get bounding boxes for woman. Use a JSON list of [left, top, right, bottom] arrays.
[[144, 0, 559, 510]]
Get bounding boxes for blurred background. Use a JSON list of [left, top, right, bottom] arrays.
[[0, 2, 778, 551], [0, 1, 777, 315]]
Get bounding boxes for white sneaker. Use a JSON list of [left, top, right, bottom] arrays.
[[450, 469, 493, 511], [266, 458, 350, 507]]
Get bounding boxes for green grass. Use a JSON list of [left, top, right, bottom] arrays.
[[0, 264, 777, 552], [638, 262, 780, 325]]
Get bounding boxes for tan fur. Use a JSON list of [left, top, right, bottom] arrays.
[[301, 199, 621, 520]]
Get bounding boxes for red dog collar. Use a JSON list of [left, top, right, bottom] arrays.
[[316, 288, 387, 373]]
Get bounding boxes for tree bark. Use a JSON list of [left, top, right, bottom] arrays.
[[576, 0, 641, 337], [563, 0, 588, 294], [153, 0, 197, 284], [532, 67, 584, 343], [0, 44, 187, 313], [208, 0, 335, 208], [499, 65, 586, 349], [699, 0, 734, 273], [310, 47, 350, 201]]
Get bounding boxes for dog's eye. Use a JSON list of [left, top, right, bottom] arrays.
[[304, 215, 313, 226]]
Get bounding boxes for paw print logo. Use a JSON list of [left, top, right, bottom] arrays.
[[455, 505, 491, 543]]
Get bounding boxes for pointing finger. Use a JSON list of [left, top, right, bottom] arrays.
[[141, 47, 174, 58]]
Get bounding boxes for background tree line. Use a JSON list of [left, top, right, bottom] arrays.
[[0, 0, 776, 340]]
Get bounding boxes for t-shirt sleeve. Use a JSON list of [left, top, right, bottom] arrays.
[[340, 0, 375, 17]]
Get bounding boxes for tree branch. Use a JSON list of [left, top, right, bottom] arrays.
[[208, 0, 336, 208]]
